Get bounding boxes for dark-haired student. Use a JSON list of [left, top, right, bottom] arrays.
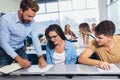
[[45, 24, 77, 64], [78, 20, 120, 70]]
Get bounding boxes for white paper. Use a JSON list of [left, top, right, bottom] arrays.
[[97, 64, 120, 73], [0, 63, 21, 74], [28, 65, 53, 72]]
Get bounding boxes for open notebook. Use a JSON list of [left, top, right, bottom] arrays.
[[27, 65, 53, 73], [0, 63, 21, 74], [97, 64, 120, 74]]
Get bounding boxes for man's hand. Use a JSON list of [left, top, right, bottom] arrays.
[[18, 59, 31, 68], [15, 55, 31, 68], [116, 61, 120, 68], [97, 61, 110, 70], [117, 61, 120, 65], [38, 55, 47, 68]]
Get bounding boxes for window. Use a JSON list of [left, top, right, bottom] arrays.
[[46, 2, 58, 12], [38, 3, 45, 13], [60, 9, 99, 36], [107, 0, 111, 5], [59, 0, 72, 11], [72, 0, 86, 10], [34, 13, 60, 34], [35, 0, 99, 35], [86, 0, 98, 9]]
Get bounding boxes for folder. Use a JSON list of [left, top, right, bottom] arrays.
[[0, 63, 21, 74]]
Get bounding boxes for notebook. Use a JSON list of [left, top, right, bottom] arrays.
[[97, 64, 120, 74], [28, 65, 53, 73], [0, 63, 21, 74]]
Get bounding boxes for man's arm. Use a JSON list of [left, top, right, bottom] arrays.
[[38, 55, 47, 68], [78, 48, 110, 70], [31, 25, 47, 67], [0, 16, 31, 68], [14, 55, 31, 68], [0, 17, 18, 58], [78, 48, 100, 65]]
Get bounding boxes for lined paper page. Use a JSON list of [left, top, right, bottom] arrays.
[[28, 65, 53, 72], [97, 64, 120, 73]]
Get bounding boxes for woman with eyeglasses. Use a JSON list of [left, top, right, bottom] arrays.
[[45, 24, 77, 65]]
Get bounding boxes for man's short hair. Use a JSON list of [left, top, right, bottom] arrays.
[[20, 0, 39, 12], [95, 20, 115, 36]]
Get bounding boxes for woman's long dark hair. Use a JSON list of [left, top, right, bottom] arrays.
[[45, 24, 67, 49]]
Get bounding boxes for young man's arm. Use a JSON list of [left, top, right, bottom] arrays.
[[78, 48, 110, 70], [78, 48, 99, 65]]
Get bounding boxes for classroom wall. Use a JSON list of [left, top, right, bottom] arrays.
[[0, 0, 21, 13], [98, 0, 107, 21]]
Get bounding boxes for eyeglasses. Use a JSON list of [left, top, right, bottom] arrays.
[[48, 35, 58, 40]]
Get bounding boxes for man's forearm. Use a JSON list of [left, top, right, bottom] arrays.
[[78, 57, 101, 66], [14, 55, 23, 62]]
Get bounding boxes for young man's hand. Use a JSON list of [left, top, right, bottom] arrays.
[[97, 61, 110, 70]]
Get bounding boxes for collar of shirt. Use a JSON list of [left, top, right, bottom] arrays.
[[14, 12, 21, 23]]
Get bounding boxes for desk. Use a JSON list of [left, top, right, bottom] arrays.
[[0, 64, 120, 80], [45, 64, 98, 75]]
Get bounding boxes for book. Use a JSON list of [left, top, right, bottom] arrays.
[[0, 63, 21, 74]]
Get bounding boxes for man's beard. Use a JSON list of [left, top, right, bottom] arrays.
[[21, 15, 31, 23]]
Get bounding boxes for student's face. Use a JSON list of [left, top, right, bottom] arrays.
[[48, 31, 61, 45], [79, 27, 87, 35], [66, 25, 70, 31], [20, 8, 36, 23], [92, 23, 96, 28], [95, 34, 110, 46], [79, 27, 83, 33]]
